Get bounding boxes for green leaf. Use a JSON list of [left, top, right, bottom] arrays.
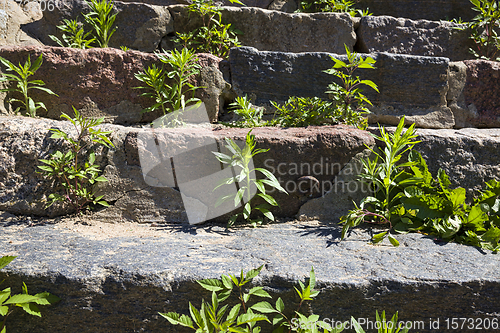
[[159, 312, 195, 328], [218, 289, 232, 303], [438, 168, 451, 190], [33, 292, 60, 305], [371, 231, 388, 244], [221, 275, 233, 290], [197, 279, 224, 292], [20, 302, 41, 317], [359, 79, 379, 92], [189, 302, 204, 328], [255, 206, 274, 221], [234, 187, 246, 207], [31, 86, 58, 96], [3, 294, 40, 305], [236, 313, 269, 326], [251, 301, 278, 314], [351, 317, 366, 333], [387, 234, 400, 247], [275, 297, 284, 312], [0, 305, 9, 316], [0, 256, 16, 270], [256, 193, 278, 206], [243, 202, 251, 220], [0, 288, 11, 305], [466, 205, 488, 230], [248, 287, 271, 298], [245, 265, 263, 280], [448, 187, 466, 208], [227, 304, 241, 323]]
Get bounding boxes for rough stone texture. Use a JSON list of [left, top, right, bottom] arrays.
[[356, 16, 475, 61], [168, 5, 357, 53], [0, 116, 187, 222], [1, 217, 500, 332], [357, 0, 476, 21], [230, 47, 453, 129], [0, 116, 371, 219], [119, 0, 273, 7], [0, 46, 226, 124], [207, 126, 373, 216], [447, 61, 471, 128], [22, 0, 172, 53], [0, 0, 42, 47], [300, 127, 500, 220], [267, 0, 298, 13], [414, 127, 500, 196], [461, 59, 500, 128], [298, 149, 373, 221]]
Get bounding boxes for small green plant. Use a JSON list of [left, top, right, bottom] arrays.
[[49, 18, 95, 49], [49, 0, 118, 49], [135, 48, 202, 124], [459, 0, 500, 60], [350, 311, 410, 333], [341, 117, 500, 252], [227, 95, 265, 127], [0, 54, 58, 118], [213, 130, 287, 227], [175, 0, 243, 59], [341, 117, 420, 246], [120, 46, 130, 51], [161, 266, 412, 333], [296, 0, 371, 16], [160, 266, 342, 333], [271, 96, 339, 128], [324, 44, 379, 130], [0, 256, 60, 333], [38, 108, 114, 214], [83, 0, 118, 48], [447, 17, 465, 24]]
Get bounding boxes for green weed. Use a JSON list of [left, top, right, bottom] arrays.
[[0, 54, 58, 117], [38, 108, 114, 214], [0, 256, 60, 333], [213, 130, 287, 227], [341, 117, 500, 252]]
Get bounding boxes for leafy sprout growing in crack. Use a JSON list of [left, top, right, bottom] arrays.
[[213, 130, 287, 227]]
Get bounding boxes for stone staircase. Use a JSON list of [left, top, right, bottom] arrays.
[[1, 0, 500, 331]]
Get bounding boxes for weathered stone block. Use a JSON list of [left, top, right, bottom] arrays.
[[0, 116, 372, 220], [415, 127, 500, 195], [22, 0, 172, 53], [356, 15, 475, 61], [230, 47, 453, 128], [300, 127, 500, 221], [168, 5, 357, 53], [0, 0, 42, 47], [0, 46, 226, 124], [1, 216, 500, 332], [357, 0, 475, 21], [461, 59, 500, 128]]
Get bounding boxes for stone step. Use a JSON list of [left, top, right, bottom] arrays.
[[96, 0, 478, 22], [15, 0, 476, 60], [0, 115, 373, 220], [229, 47, 500, 129], [0, 216, 499, 332], [1, 115, 500, 223], [0, 46, 498, 129]]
